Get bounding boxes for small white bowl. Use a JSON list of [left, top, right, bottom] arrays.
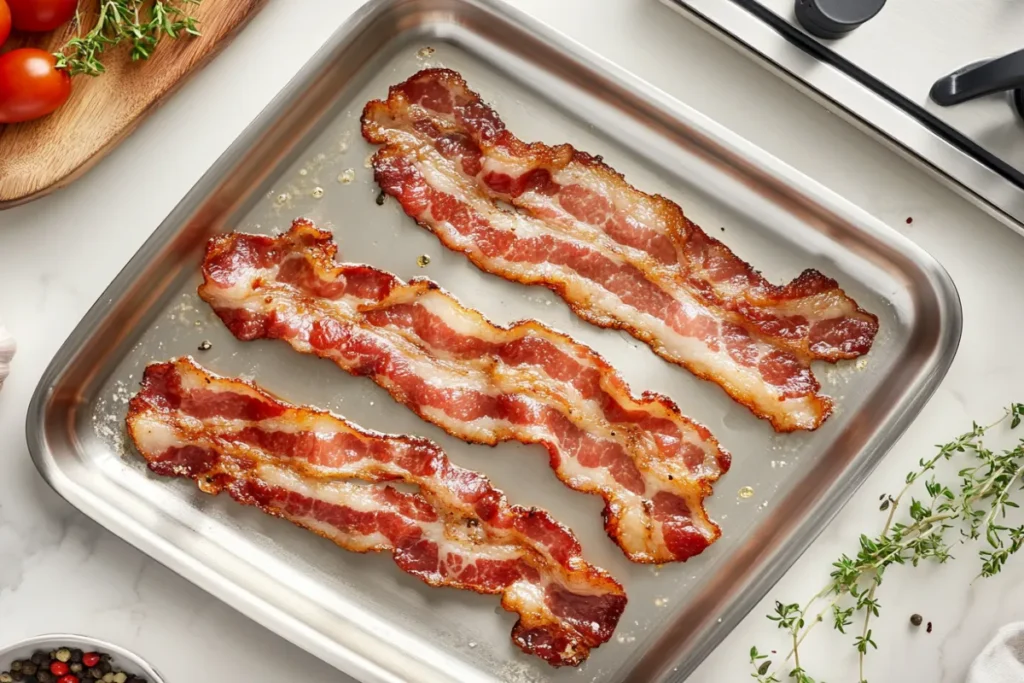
[[0, 635, 165, 682]]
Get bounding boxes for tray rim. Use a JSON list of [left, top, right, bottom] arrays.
[[25, 0, 963, 681]]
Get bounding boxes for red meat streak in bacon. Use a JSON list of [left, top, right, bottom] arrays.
[[198, 221, 729, 564], [361, 68, 880, 432], [126, 357, 626, 667]]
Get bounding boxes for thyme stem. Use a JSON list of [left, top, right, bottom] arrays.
[[751, 404, 1024, 683], [54, 0, 202, 77]]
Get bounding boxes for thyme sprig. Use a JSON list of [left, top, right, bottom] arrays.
[[751, 403, 1024, 683], [55, 0, 202, 77]]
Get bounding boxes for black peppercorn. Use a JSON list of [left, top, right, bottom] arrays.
[[35, 671, 53, 683], [21, 677, 36, 683], [99, 661, 112, 674], [19, 664, 36, 677], [11, 671, 23, 682], [70, 650, 83, 664], [10, 662, 22, 672], [87, 667, 103, 679], [910, 613, 923, 626]]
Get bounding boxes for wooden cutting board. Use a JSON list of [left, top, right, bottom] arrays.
[[0, 0, 266, 208]]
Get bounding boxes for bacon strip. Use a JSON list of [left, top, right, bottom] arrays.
[[198, 221, 730, 564], [126, 357, 627, 667], [361, 68, 879, 432]]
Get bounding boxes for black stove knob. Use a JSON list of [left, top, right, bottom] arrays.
[[931, 48, 1024, 122], [795, 0, 887, 39]]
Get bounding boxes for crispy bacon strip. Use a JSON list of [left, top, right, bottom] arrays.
[[127, 357, 627, 667], [361, 68, 880, 432], [198, 221, 730, 564]]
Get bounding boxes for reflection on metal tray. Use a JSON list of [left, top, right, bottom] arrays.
[[663, 0, 1024, 235], [26, 0, 961, 681]]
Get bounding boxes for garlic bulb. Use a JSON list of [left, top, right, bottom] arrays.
[[0, 320, 15, 391]]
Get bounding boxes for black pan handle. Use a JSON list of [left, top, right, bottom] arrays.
[[930, 48, 1024, 106]]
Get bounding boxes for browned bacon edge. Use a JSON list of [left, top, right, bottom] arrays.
[[126, 357, 627, 667], [360, 69, 881, 432], [198, 222, 730, 564], [360, 67, 879, 365]]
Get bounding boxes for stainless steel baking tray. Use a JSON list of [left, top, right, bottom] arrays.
[[26, 0, 962, 681]]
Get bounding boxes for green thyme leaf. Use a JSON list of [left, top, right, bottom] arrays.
[[55, 1, 202, 77], [750, 404, 1024, 683]]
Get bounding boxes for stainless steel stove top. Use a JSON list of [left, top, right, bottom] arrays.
[[665, 0, 1024, 232]]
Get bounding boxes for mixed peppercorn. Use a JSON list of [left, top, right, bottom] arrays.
[[0, 647, 148, 683]]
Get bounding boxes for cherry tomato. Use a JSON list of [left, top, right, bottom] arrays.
[[7, 0, 77, 32], [0, 48, 72, 124], [0, 0, 11, 47]]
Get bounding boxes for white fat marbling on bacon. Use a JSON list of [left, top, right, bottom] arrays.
[[198, 223, 729, 564], [362, 68, 881, 432], [126, 358, 626, 668], [416, 405, 520, 443], [409, 145, 825, 429], [374, 146, 832, 430]]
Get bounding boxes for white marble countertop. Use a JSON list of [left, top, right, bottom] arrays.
[[1, 1, 1022, 681]]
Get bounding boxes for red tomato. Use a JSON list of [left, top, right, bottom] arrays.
[[7, 0, 77, 32], [0, 49, 72, 124], [0, 0, 10, 47]]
